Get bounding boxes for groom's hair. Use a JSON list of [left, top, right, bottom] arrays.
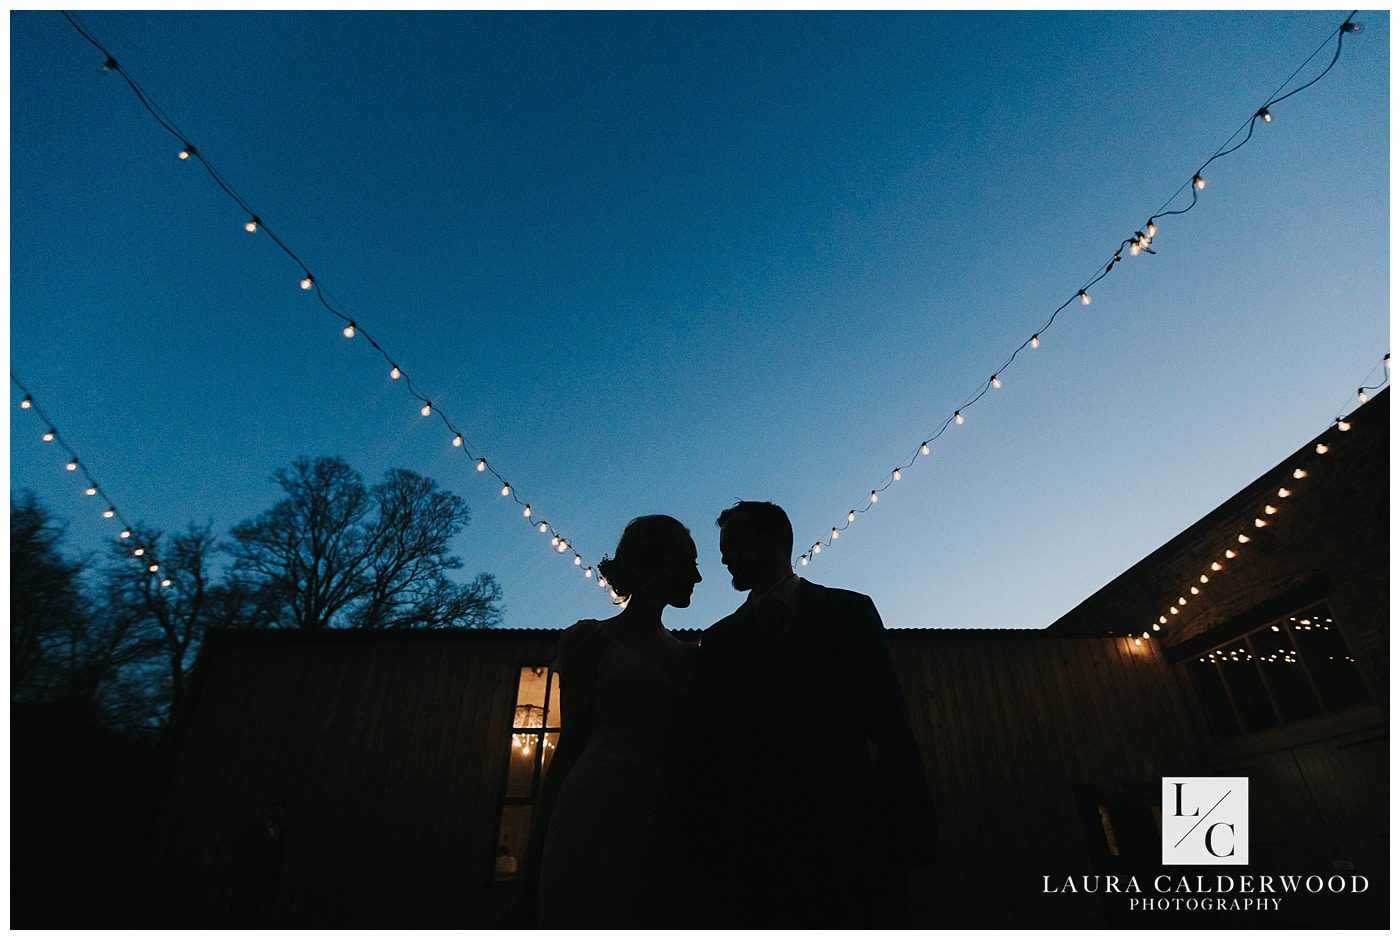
[[715, 501, 793, 555]]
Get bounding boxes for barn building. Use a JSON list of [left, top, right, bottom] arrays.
[[125, 391, 1388, 928]]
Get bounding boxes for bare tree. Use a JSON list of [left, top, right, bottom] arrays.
[[228, 456, 503, 630]]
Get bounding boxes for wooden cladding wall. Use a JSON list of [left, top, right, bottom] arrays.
[[130, 629, 1202, 928]]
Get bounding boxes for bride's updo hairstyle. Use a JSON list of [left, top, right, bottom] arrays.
[[597, 514, 692, 602]]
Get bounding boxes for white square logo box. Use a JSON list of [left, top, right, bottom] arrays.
[[1162, 777, 1249, 865]]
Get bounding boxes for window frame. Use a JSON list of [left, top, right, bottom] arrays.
[[487, 660, 561, 887]]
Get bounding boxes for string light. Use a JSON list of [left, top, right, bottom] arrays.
[[1030, 334, 1040, 349], [42, 429, 55, 442], [389, 365, 401, 380], [954, 411, 964, 425], [921, 443, 930, 455], [420, 402, 432, 417], [103, 507, 116, 518], [85, 485, 98, 496], [892, 468, 902, 481], [1257, 106, 1273, 123], [1277, 487, 1292, 498], [244, 217, 259, 233], [991, 375, 1002, 389], [1193, 173, 1207, 190], [1336, 419, 1351, 431], [57, 12, 604, 597], [523, 505, 532, 518], [501, 484, 511, 497], [870, 491, 879, 503], [65, 459, 79, 472], [1293, 468, 1307, 479], [120, 529, 131, 539], [1314, 443, 1328, 454], [452, 434, 462, 448], [342, 323, 356, 339], [20, 395, 31, 409], [1078, 290, 1092, 306], [477, 459, 487, 472]]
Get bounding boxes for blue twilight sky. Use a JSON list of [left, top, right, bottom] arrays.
[[9, 11, 1389, 630]]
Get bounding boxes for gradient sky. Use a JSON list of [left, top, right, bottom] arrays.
[[9, 11, 1389, 631]]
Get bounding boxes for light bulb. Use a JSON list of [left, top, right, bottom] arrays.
[[245, 218, 259, 233], [178, 146, 192, 160], [539, 523, 548, 533], [1030, 334, 1040, 349], [1170, 606, 1179, 615], [1315, 443, 1328, 455], [574, 555, 582, 566], [1159, 616, 1167, 624], [161, 578, 172, 588], [813, 543, 822, 555], [1257, 107, 1272, 123], [501, 484, 510, 497], [102, 57, 117, 73], [1357, 388, 1369, 403], [1254, 518, 1267, 528], [556, 542, 568, 554], [20, 395, 31, 409], [523, 505, 532, 518], [1237, 533, 1250, 544], [1210, 562, 1222, 571], [831, 528, 839, 540], [1078, 290, 1091, 306], [1178, 597, 1187, 606], [134, 548, 144, 557], [1225, 549, 1237, 559], [955, 411, 964, 425], [870, 491, 878, 503], [452, 434, 462, 448], [103, 507, 115, 518], [921, 442, 930, 455], [1342, 20, 1363, 33], [1151, 623, 1160, 632], [421, 403, 432, 417], [800, 556, 809, 566], [66, 459, 79, 471], [892, 468, 901, 481], [1146, 221, 1157, 238], [1292, 468, 1307, 479], [1193, 174, 1206, 190], [1134, 637, 1142, 647], [120, 529, 131, 539], [584, 567, 593, 578], [551, 536, 560, 546], [148, 564, 159, 573], [300, 275, 313, 290], [1277, 487, 1291, 498], [477, 459, 487, 472], [847, 510, 856, 522], [598, 577, 607, 587], [1190, 586, 1199, 595], [1336, 419, 1351, 432], [85, 485, 98, 496], [390, 365, 401, 380], [1130, 243, 1140, 257], [42, 429, 55, 442], [342, 323, 356, 339], [1264, 504, 1277, 515], [991, 375, 1001, 389]]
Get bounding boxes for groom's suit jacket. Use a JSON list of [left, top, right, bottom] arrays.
[[695, 577, 936, 927]]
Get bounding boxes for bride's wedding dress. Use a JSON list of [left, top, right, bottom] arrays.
[[535, 619, 696, 927]]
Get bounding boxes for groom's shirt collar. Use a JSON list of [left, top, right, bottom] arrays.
[[744, 571, 802, 636]]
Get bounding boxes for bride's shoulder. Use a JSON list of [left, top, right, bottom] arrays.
[[557, 619, 609, 671]]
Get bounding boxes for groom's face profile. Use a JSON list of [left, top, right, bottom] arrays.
[[718, 521, 764, 592]]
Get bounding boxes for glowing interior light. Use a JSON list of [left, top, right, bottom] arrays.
[[991, 375, 1002, 389], [1170, 606, 1178, 615], [103, 507, 115, 518], [20, 395, 31, 409], [1151, 623, 1160, 632], [342, 323, 356, 339], [452, 434, 462, 448], [42, 430, 55, 442], [523, 505, 532, 518], [1190, 586, 1199, 595], [1159, 616, 1167, 624], [1292, 468, 1307, 479], [500, 484, 511, 497], [1193, 174, 1206, 190], [921, 442, 930, 455], [954, 411, 964, 425], [477, 459, 487, 472], [1030, 334, 1040, 349], [245, 218, 259, 233], [1336, 419, 1351, 431], [66, 459, 79, 471], [892, 469, 901, 481], [1134, 637, 1142, 647], [390, 365, 401, 380], [300, 275, 313, 290]]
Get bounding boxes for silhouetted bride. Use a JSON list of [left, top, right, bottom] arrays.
[[509, 515, 701, 927]]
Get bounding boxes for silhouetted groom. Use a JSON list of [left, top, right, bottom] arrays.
[[695, 501, 936, 927]]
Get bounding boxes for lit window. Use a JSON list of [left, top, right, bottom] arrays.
[[493, 665, 561, 882]]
